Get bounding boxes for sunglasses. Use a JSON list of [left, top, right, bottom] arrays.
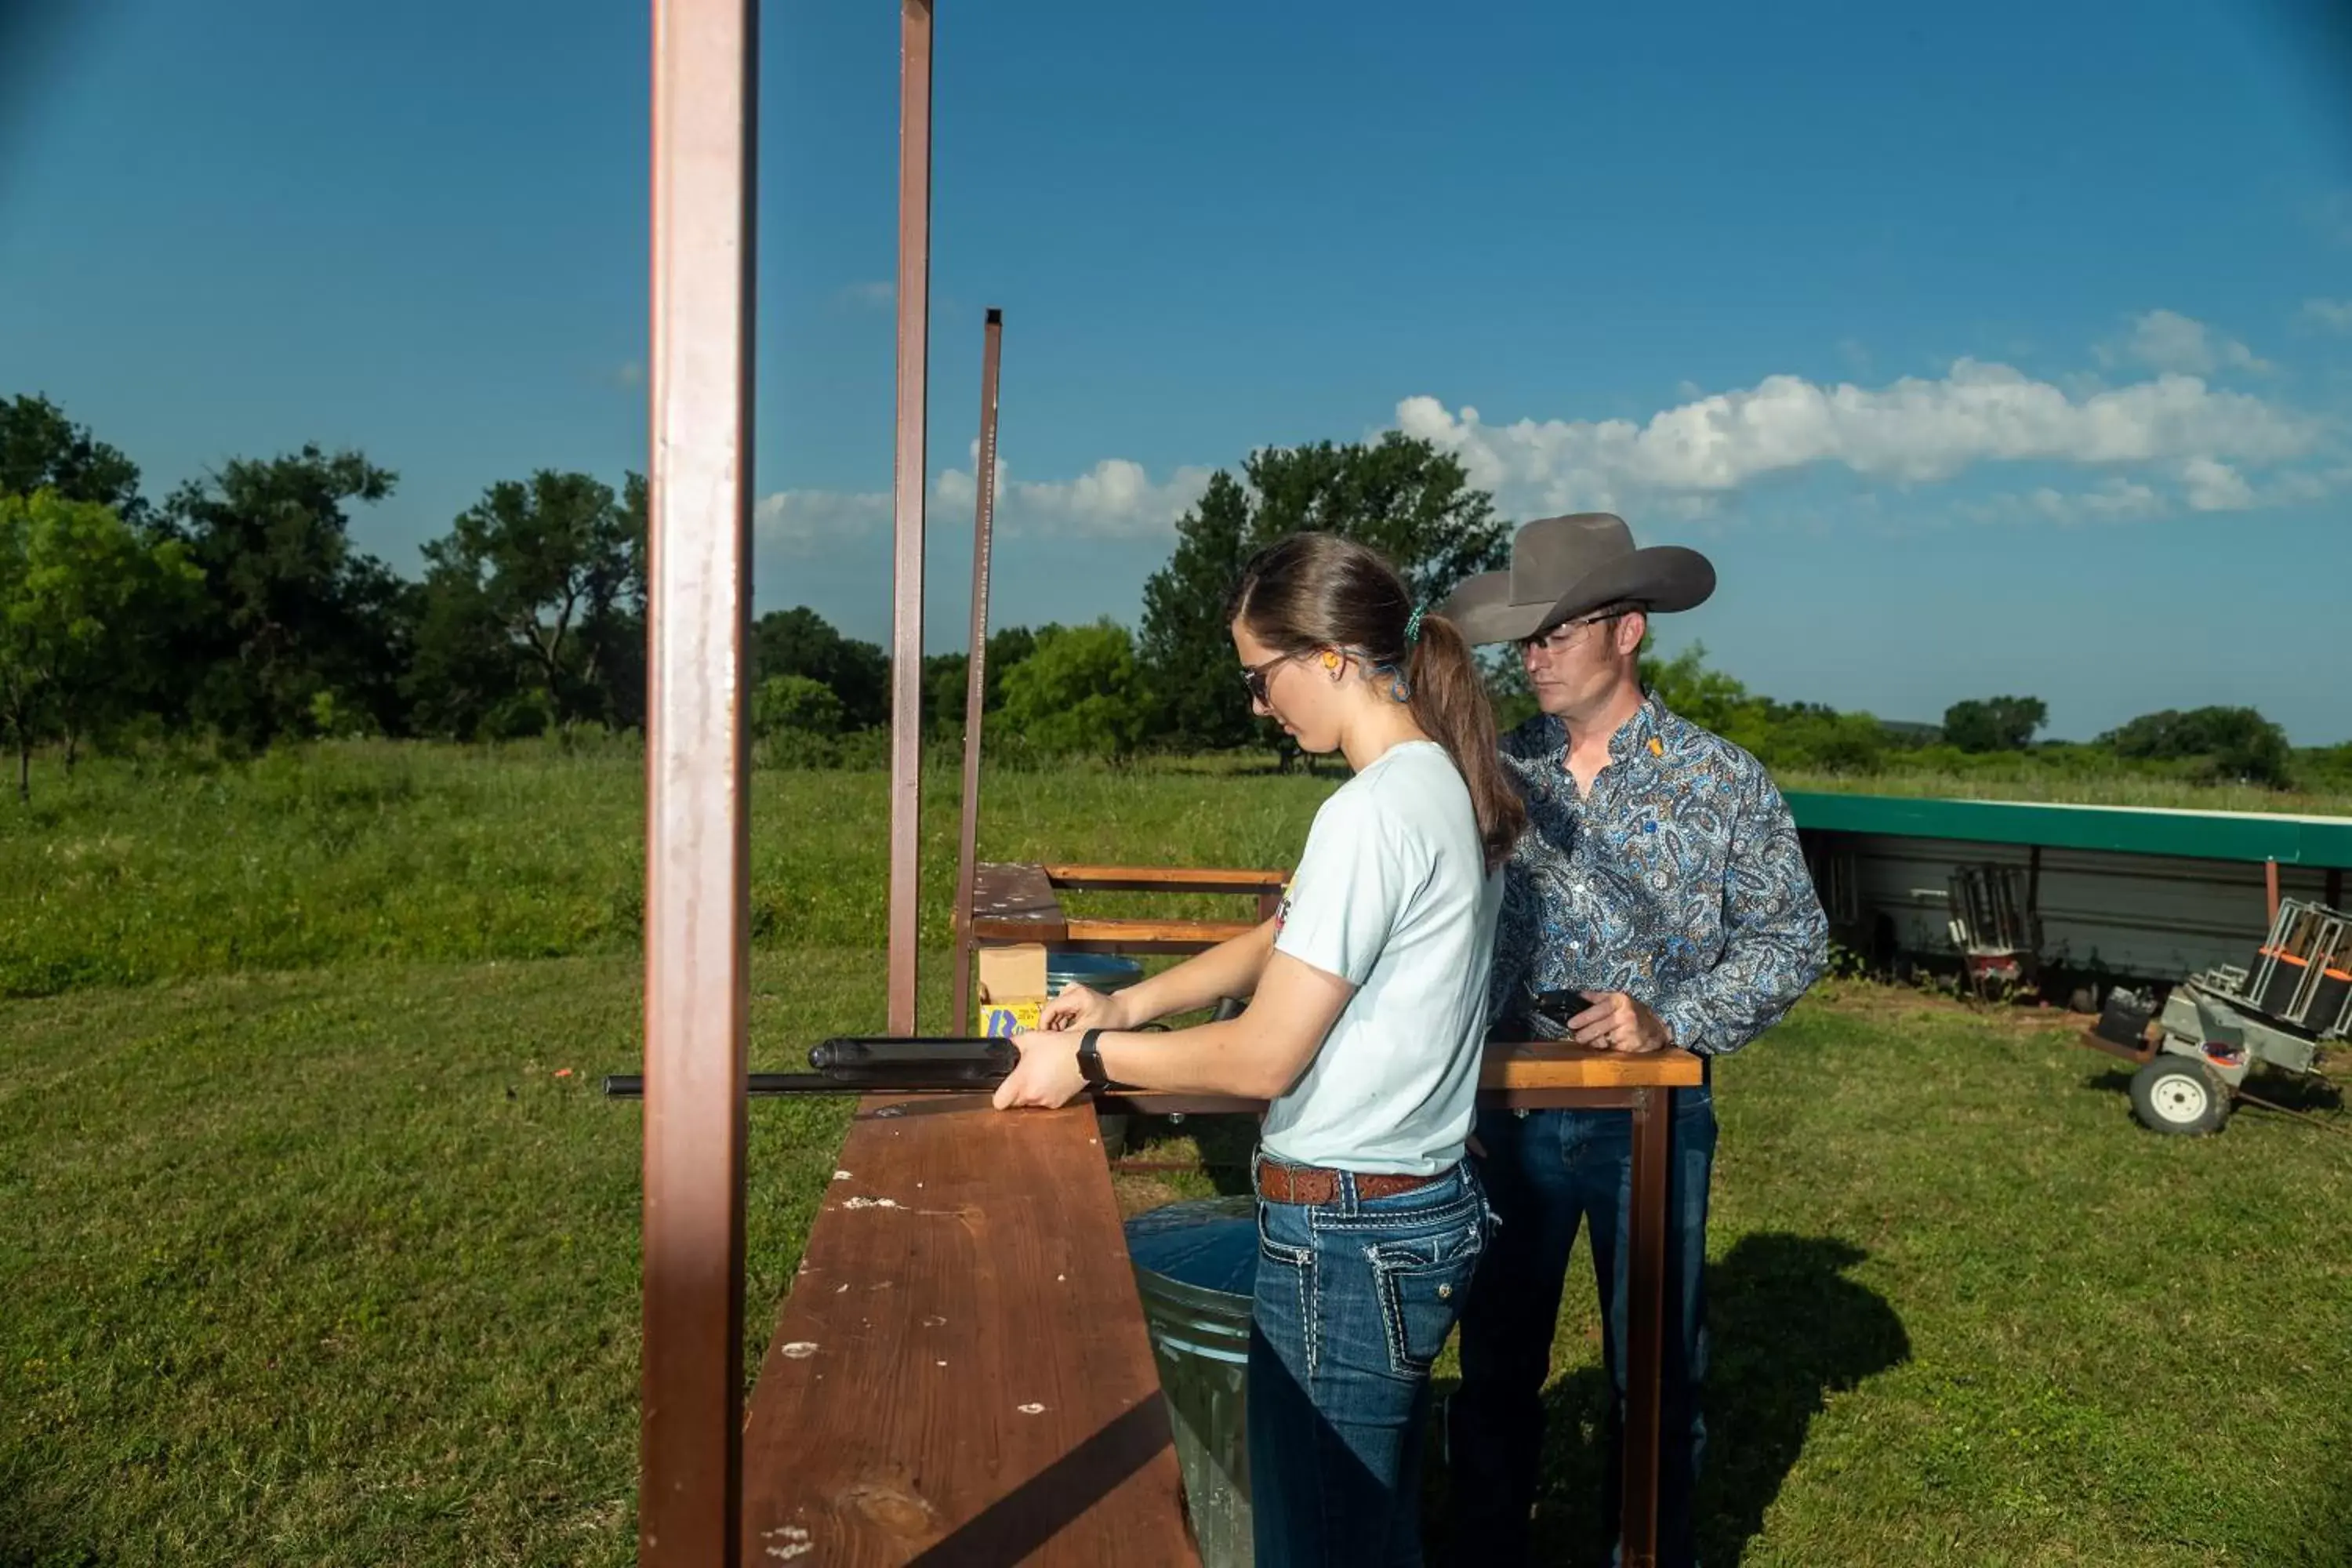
[[1517, 608, 1628, 655], [1239, 650, 1305, 706]]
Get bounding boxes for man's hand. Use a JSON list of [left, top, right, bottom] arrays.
[[990, 1028, 1086, 1110], [1567, 991, 1673, 1054], [1038, 982, 1131, 1033]]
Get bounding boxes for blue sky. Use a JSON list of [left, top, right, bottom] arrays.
[[5, 0, 2350, 741]]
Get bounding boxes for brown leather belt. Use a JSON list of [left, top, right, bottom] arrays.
[[1254, 1155, 1443, 1205]]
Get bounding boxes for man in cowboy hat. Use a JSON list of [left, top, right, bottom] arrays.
[[1438, 513, 1828, 1566]]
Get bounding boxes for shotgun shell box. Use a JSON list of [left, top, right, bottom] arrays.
[[977, 944, 1047, 1036]]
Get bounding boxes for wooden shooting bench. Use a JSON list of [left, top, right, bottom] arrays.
[[739, 863, 1703, 1566]]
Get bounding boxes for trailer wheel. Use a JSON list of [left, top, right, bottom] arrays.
[[2129, 1054, 2230, 1136]]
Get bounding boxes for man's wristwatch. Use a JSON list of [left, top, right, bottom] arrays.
[[1076, 1029, 1111, 1089]]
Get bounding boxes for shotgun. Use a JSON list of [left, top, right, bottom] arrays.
[[601, 1036, 1016, 1099]]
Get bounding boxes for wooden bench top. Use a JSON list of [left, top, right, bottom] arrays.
[[740, 1095, 1193, 1566], [967, 862, 1279, 953], [1102, 1039, 1703, 1116]]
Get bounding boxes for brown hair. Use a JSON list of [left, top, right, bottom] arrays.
[[1225, 532, 1526, 870]]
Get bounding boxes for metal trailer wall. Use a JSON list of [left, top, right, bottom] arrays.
[[1802, 829, 2338, 985]]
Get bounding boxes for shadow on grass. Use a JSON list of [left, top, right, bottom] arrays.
[[1432, 1232, 1909, 1566]]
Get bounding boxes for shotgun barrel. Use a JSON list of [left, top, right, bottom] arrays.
[[601, 1036, 1020, 1099]]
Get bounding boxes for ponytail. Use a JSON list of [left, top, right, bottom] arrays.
[[1406, 612, 1526, 872]]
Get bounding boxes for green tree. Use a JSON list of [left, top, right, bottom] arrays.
[[0, 492, 202, 800], [1642, 641, 1757, 735], [754, 673, 844, 737], [158, 445, 408, 746], [1000, 619, 1149, 759], [753, 607, 889, 731], [2100, 705, 2293, 788], [418, 469, 646, 731], [1, 394, 146, 521], [1943, 695, 2047, 753], [1138, 434, 1507, 751]]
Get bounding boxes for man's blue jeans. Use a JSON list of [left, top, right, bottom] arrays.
[[1248, 1158, 1491, 1567], [1446, 1087, 1717, 1566]]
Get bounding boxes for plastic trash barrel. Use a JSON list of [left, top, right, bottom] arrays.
[[1046, 951, 1145, 996], [1124, 1196, 1259, 1566]]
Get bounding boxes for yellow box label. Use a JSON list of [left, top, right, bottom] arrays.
[[982, 1000, 1042, 1038]]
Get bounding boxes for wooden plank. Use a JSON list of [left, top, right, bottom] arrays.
[[741, 1096, 1193, 1566], [1044, 865, 1289, 895], [1102, 1044, 1704, 1117], [1062, 918, 1260, 951], [970, 863, 1069, 947]]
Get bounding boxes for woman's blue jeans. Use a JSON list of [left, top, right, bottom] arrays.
[[1247, 1157, 1491, 1567]]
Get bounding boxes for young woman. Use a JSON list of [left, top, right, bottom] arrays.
[[991, 531, 1526, 1566]]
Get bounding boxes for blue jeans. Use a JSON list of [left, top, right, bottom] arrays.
[[1248, 1157, 1490, 1567], [1446, 1087, 1718, 1567]]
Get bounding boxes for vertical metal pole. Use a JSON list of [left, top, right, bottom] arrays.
[[951, 307, 1004, 1036], [1621, 1087, 1668, 1568], [886, 0, 935, 1039], [641, 0, 754, 1561], [2266, 857, 2281, 926]]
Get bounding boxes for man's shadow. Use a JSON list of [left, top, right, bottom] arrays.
[[1441, 1232, 1909, 1566]]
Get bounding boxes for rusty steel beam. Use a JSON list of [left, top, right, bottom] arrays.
[[951, 308, 1004, 1035], [640, 0, 756, 1562], [886, 0, 935, 1038], [2267, 857, 2281, 926]]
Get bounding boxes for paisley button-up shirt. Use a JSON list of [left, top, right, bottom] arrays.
[[1486, 693, 1828, 1058]]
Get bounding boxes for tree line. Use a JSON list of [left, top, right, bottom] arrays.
[[5, 390, 2343, 800]]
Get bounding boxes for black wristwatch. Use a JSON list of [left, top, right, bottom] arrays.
[[1077, 1029, 1111, 1089]]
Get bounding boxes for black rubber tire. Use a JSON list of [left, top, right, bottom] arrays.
[[2129, 1054, 2230, 1136]]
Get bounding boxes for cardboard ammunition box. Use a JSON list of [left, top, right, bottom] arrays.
[[977, 944, 1047, 1038]]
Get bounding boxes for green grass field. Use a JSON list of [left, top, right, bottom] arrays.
[[4, 745, 2350, 1565]]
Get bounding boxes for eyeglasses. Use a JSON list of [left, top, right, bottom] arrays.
[[1518, 608, 1631, 657], [1239, 651, 1305, 706]]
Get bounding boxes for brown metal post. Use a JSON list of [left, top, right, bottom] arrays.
[[885, 0, 935, 1039], [641, 0, 756, 1560], [2266, 857, 2281, 926], [951, 308, 1005, 1036], [1621, 1086, 1668, 1568]]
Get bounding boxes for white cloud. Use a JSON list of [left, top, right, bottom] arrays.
[[1393, 358, 2315, 517], [2181, 456, 2256, 511], [2302, 298, 2352, 332], [746, 338, 2338, 557], [753, 488, 891, 555], [2112, 309, 2269, 376], [935, 450, 1214, 539], [1963, 478, 2165, 528]]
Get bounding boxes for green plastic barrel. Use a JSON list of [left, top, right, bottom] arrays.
[[1125, 1196, 1259, 1566]]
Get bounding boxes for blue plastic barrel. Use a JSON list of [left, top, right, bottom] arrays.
[[1046, 951, 1145, 996], [1124, 1196, 1259, 1566]]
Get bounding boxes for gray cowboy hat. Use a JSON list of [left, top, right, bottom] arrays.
[[1437, 512, 1715, 645]]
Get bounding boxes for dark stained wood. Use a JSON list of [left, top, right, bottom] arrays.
[[1061, 917, 1260, 953], [1044, 865, 1289, 895], [969, 862, 1067, 945], [741, 1097, 1193, 1566]]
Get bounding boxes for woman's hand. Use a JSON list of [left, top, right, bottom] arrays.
[[990, 1028, 1086, 1111], [1038, 982, 1132, 1033]]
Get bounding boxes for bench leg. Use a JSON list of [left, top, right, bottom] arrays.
[[1621, 1086, 1668, 1568]]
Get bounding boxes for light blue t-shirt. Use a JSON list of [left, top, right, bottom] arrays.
[[1260, 740, 1504, 1176]]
